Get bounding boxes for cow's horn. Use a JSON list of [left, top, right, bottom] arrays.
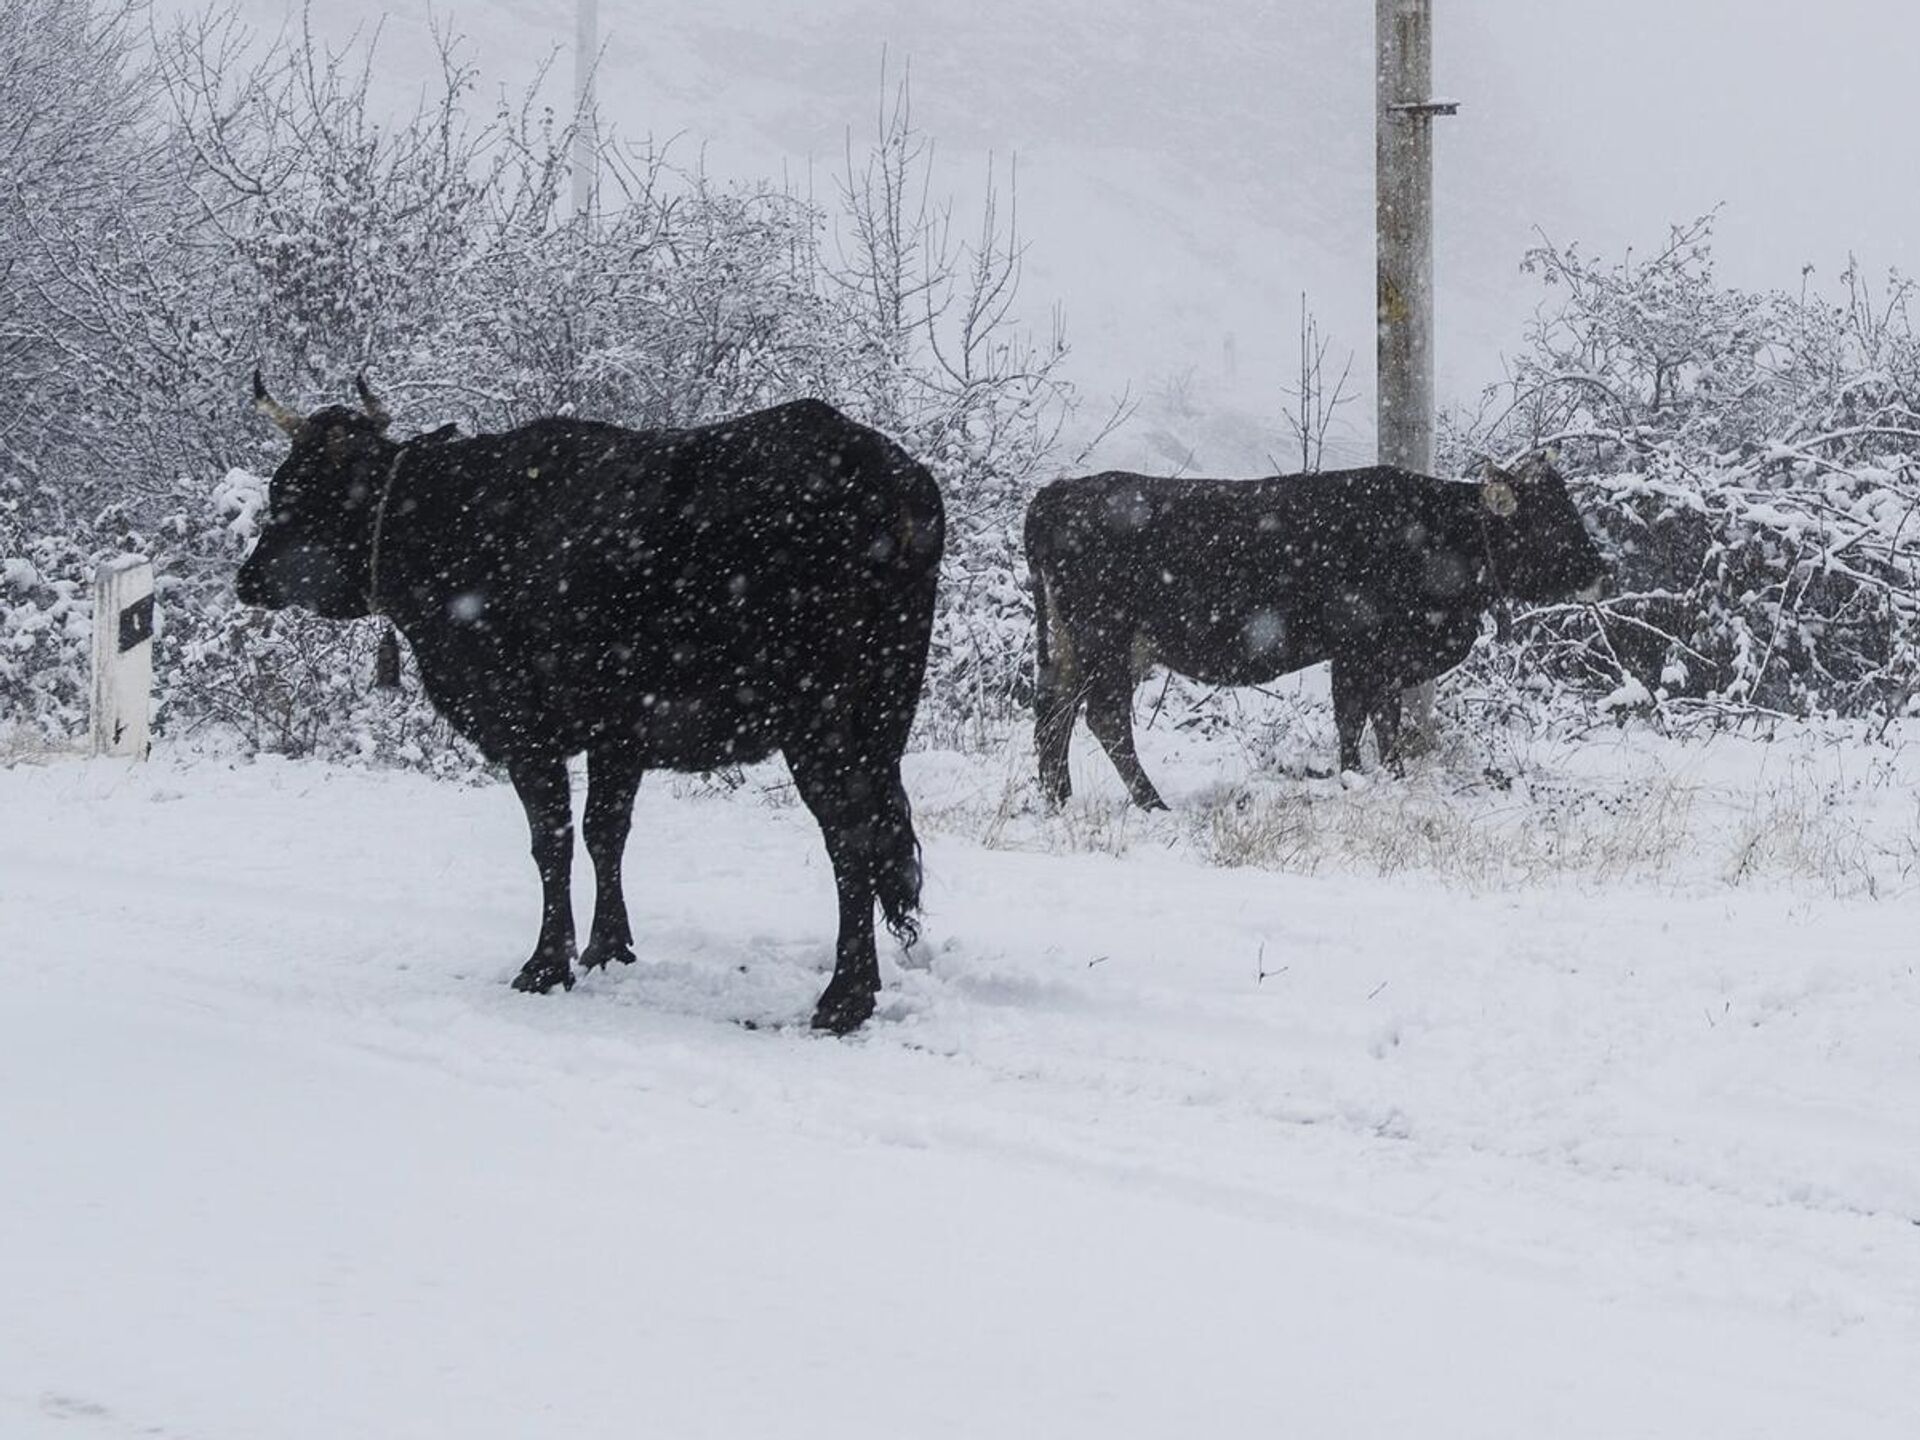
[[1481, 477, 1520, 518], [354, 372, 391, 432], [253, 370, 304, 436]]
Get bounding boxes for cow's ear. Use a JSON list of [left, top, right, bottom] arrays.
[[1512, 450, 1554, 483], [1481, 478, 1520, 518]]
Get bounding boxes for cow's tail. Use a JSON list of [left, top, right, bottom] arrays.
[[1025, 493, 1084, 691], [871, 581, 932, 950], [873, 770, 923, 949], [872, 469, 940, 951], [1024, 494, 1058, 676]]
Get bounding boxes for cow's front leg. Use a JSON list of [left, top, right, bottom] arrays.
[[1372, 687, 1407, 776], [580, 745, 644, 972], [509, 755, 577, 994]]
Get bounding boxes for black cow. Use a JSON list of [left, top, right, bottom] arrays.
[[239, 377, 944, 1033], [1025, 458, 1607, 809]]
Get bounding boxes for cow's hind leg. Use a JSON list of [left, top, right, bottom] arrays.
[[1330, 660, 1373, 774], [1033, 578, 1086, 808], [1084, 666, 1168, 811], [580, 745, 644, 973], [788, 751, 894, 1034], [1034, 658, 1088, 811], [508, 755, 577, 994]]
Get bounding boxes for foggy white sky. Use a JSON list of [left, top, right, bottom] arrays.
[[190, 0, 1920, 466], [1455, 0, 1920, 285]]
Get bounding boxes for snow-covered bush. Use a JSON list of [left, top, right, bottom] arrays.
[[0, 529, 95, 745], [1445, 214, 1920, 726], [0, 0, 172, 524], [1, 4, 1082, 759], [827, 76, 1094, 733]]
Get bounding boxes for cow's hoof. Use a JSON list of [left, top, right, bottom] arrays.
[[512, 958, 575, 994], [580, 938, 636, 972], [810, 985, 877, 1035]]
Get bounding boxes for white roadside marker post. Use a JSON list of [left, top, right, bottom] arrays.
[[90, 555, 154, 759]]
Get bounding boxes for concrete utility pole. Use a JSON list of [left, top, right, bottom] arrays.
[[1376, 0, 1456, 746], [572, 0, 599, 220]]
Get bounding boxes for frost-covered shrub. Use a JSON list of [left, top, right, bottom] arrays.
[[0, 529, 95, 744], [827, 82, 1089, 733], [1445, 215, 1920, 725], [0, 0, 159, 499], [2, 4, 1081, 761]]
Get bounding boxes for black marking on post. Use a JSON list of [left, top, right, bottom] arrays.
[[118, 594, 154, 653]]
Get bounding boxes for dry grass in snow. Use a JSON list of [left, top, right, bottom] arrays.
[[909, 701, 1920, 901]]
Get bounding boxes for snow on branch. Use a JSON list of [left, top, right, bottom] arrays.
[[1447, 213, 1920, 726]]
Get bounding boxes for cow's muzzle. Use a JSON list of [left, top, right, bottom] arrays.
[[236, 540, 361, 617]]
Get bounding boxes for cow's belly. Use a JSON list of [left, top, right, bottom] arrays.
[[620, 688, 782, 769], [408, 634, 788, 769], [534, 663, 786, 769], [1139, 605, 1328, 688]]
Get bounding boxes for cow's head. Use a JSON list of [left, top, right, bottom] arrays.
[[1477, 454, 1608, 603], [236, 372, 396, 618]]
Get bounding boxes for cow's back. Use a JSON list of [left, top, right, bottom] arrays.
[[1026, 467, 1484, 684]]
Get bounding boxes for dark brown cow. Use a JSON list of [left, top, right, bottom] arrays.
[[240, 378, 944, 1032], [1025, 458, 1606, 808]]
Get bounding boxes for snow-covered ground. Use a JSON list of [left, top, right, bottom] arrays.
[[4, 722, 1919, 1437]]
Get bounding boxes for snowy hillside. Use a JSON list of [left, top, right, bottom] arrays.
[[5, 728, 1918, 1436], [176, 0, 1920, 475], [162, 0, 1562, 473]]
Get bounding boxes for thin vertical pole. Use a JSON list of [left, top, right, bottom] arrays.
[[1377, 0, 1453, 748], [1376, 0, 1436, 476], [572, 0, 599, 221]]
